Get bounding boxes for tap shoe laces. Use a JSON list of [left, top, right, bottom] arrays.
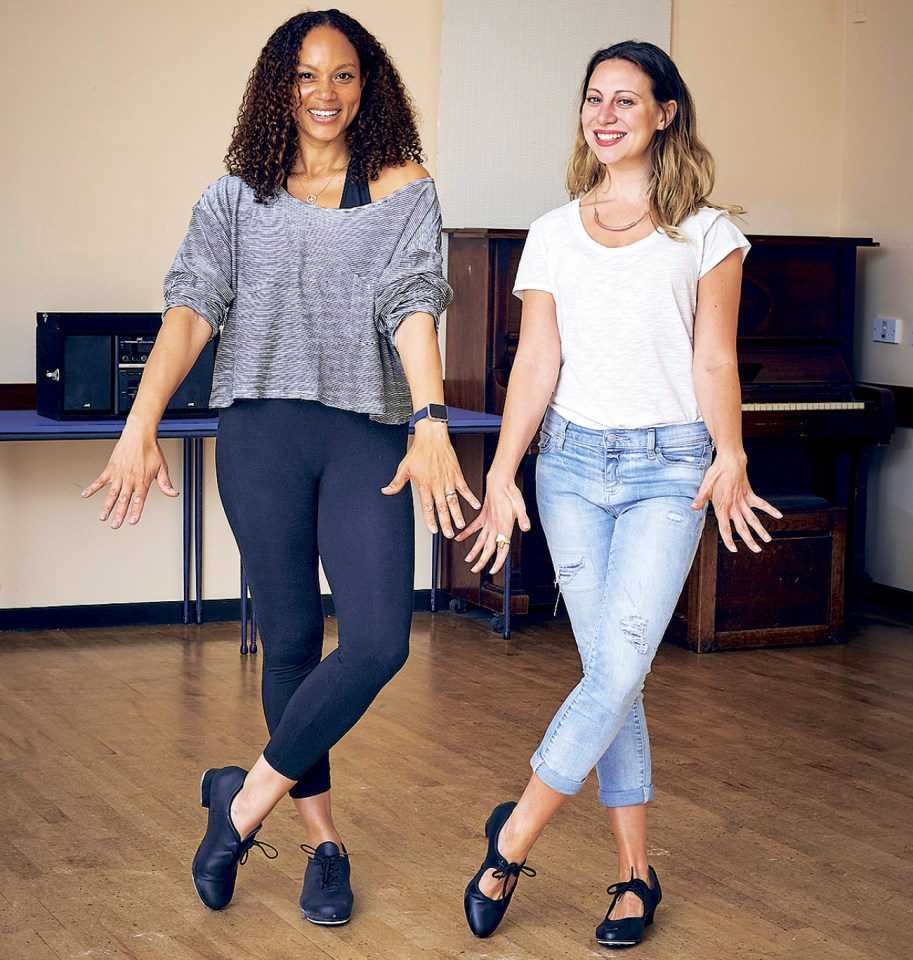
[[595, 865, 662, 948], [464, 801, 537, 938]]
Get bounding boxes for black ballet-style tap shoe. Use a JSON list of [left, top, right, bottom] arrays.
[[595, 866, 662, 948], [191, 765, 277, 910], [299, 841, 354, 925], [463, 801, 537, 938]]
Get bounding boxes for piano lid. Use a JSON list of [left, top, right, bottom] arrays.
[[738, 235, 877, 387]]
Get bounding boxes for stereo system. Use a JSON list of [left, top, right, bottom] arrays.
[[36, 312, 217, 420]]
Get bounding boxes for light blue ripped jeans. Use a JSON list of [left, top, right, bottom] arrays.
[[531, 408, 711, 807]]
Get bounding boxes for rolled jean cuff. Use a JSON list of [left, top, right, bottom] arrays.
[[530, 750, 586, 796], [597, 784, 654, 808]]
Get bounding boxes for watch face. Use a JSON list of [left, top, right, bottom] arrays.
[[428, 403, 448, 420]]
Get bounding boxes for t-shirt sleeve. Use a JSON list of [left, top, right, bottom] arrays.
[[512, 219, 553, 299], [162, 180, 236, 338], [373, 182, 453, 342], [698, 209, 751, 278]]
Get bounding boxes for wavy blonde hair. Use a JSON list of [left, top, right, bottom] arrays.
[[566, 41, 743, 239]]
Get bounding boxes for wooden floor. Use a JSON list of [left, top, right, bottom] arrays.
[[1, 604, 912, 960]]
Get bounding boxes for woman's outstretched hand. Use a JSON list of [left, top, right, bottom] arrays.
[[81, 422, 179, 528], [691, 452, 782, 552], [381, 423, 479, 537], [455, 473, 530, 575]]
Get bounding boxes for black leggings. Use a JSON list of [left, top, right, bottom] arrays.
[[216, 399, 414, 798]]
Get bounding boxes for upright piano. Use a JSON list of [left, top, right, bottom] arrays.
[[442, 229, 894, 645]]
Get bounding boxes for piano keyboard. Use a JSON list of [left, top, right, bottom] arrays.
[[741, 401, 866, 412]]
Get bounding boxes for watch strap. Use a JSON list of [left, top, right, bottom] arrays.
[[413, 403, 449, 424]]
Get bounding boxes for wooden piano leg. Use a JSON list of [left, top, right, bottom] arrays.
[[688, 523, 719, 653]]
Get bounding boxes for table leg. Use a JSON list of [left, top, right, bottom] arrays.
[[501, 546, 512, 640], [239, 562, 258, 654], [182, 438, 192, 624], [430, 530, 440, 612], [194, 437, 203, 624], [240, 562, 249, 655]]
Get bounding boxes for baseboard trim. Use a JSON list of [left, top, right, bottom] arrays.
[[0, 590, 432, 632], [864, 582, 913, 613]]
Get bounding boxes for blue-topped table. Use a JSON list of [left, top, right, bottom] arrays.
[[0, 406, 504, 638], [0, 409, 217, 625], [418, 407, 503, 622]]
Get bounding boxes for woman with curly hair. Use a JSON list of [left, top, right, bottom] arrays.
[[83, 9, 476, 923], [457, 41, 779, 948]]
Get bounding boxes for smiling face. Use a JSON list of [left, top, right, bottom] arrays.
[[580, 58, 675, 173], [293, 25, 364, 147]]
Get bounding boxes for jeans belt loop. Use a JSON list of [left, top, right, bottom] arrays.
[[556, 417, 568, 450], [647, 426, 657, 459]]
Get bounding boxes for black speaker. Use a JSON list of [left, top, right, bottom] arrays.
[[36, 312, 217, 420]]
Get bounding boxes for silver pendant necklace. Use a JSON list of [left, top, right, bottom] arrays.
[[293, 161, 350, 204]]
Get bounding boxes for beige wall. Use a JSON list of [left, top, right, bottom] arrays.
[[3, 0, 912, 610], [0, 1, 442, 609], [673, 0, 846, 234], [839, 0, 913, 590], [673, 0, 913, 591]]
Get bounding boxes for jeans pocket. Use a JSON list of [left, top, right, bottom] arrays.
[[655, 439, 710, 468]]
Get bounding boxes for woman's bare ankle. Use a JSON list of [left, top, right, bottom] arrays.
[[229, 788, 261, 839], [497, 816, 531, 864]]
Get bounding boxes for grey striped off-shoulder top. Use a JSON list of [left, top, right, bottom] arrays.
[[163, 175, 453, 425]]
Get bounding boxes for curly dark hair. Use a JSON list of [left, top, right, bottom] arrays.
[[225, 9, 424, 203]]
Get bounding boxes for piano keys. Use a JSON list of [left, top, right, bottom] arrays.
[[741, 401, 865, 411]]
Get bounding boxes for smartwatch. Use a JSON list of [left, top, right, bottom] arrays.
[[412, 403, 449, 425]]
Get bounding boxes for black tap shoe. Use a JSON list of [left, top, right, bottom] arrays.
[[299, 841, 353, 925], [463, 801, 536, 938], [191, 765, 277, 910], [595, 866, 662, 948]]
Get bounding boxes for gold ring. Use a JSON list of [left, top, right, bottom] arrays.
[[495, 534, 510, 550]]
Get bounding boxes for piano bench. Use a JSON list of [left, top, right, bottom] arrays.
[[665, 501, 846, 653]]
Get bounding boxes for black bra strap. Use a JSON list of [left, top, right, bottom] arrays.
[[340, 166, 372, 208]]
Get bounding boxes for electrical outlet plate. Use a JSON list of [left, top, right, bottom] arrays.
[[872, 316, 900, 343]]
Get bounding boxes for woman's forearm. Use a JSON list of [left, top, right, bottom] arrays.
[[489, 289, 561, 481], [488, 353, 559, 481], [393, 311, 451, 449], [126, 306, 213, 435], [393, 311, 445, 409], [692, 358, 746, 464]]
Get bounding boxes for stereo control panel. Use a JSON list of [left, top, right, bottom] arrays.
[[36, 312, 216, 420], [117, 336, 157, 413]]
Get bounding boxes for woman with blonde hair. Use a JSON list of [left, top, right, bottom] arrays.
[[458, 40, 779, 948]]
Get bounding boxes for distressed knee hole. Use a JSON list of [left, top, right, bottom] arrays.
[[553, 560, 585, 615], [556, 559, 585, 584], [666, 510, 684, 522], [621, 615, 649, 653]]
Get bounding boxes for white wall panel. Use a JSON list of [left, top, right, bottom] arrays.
[[437, 0, 671, 228]]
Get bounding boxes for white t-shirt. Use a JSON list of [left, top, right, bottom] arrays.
[[513, 201, 750, 429]]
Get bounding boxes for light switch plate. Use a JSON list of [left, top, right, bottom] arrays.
[[872, 317, 900, 343]]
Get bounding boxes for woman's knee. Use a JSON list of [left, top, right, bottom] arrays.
[[341, 629, 410, 687], [363, 637, 410, 683]]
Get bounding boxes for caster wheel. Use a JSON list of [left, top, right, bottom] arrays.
[[449, 598, 468, 614], [490, 614, 505, 633]]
